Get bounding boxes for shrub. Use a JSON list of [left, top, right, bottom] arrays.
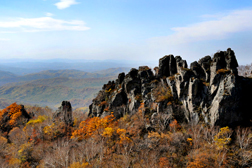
[[152, 83, 173, 103], [216, 68, 230, 74]]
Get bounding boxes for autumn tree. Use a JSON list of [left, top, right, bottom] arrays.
[[0, 103, 30, 133]]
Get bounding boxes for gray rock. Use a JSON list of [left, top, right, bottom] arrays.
[[53, 101, 73, 126], [158, 55, 177, 77], [198, 56, 211, 82], [190, 61, 206, 80], [118, 72, 125, 84], [88, 48, 252, 127]]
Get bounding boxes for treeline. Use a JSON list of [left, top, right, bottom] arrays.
[[238, 63, 252, 77], [0, 103, 251, 167]]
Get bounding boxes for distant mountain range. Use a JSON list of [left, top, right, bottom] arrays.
[[0, 68, 131, 86], [0, 59, 150, 75], [0, 67, 131, 109], [0, 70, 17, 79]]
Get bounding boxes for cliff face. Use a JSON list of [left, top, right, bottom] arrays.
[[88, 48, 252, 127]]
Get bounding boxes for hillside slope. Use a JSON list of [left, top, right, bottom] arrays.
[[0, 76, 117, 109], [0, 68, 130, 86]]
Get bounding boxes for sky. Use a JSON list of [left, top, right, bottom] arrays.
[[1, 0, 252, 66]]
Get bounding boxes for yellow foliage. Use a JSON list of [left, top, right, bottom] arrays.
[[105, 88, 112, 93], [116, 128, 131, 145], [214, 126, 232, 150], [8, 157, 21, 167], [148, 131, 160, 139], [116, 128, 126, 135], [187, 138, 193, 146], [102, 127, 114, 138], [26, 115, 46, 126], [43, 123, 57, 140], [69, 162, 89, 168], [18, 142, 33, 162], [43, 123, 55, 134], [73, 117, 78, 127]]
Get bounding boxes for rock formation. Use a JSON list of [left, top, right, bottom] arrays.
[[53, 101, 73, 126], [88, 48, 252, 127]]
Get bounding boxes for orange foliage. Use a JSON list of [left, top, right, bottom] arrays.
[[71, 113, 115, 141], [0, 103, 23, 126], [169, 119, 181, 132], [216, 68, 231, 74], [104, 106, 109, 112], [187, 151, 215, 168], [167, 101, 172, 106], [159, 157, 170, 168], [99, 101, 108, 106]]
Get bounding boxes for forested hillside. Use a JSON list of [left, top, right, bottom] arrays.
[[0, 68, 130, 109], [0, 68, 130, 86], [0, 102, 251, 168]]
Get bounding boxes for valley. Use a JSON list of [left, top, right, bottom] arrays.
[[0, 67, 131, 110]]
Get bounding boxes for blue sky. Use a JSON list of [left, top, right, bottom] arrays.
[[0, 0, 252, 66]]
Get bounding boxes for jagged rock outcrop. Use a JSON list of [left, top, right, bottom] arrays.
[[89, 48, 252, 127], [53, 101, 73, 126]]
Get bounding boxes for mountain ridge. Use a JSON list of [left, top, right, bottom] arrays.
[[88, 48, 252, 127], [0, 68, 130, 109], [0, 68, 130, 86]]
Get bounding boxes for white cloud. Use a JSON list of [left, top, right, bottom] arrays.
[[152, 9, 252, 45], [46, 12, 54, 17], [55, 0, 79, 10], [0, 17, 90, 32]]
